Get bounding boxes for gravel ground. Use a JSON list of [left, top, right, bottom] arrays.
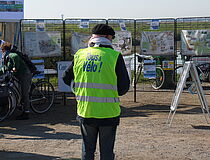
[[0, 86, 210, 160]]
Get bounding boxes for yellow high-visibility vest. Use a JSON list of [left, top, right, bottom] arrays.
[[73, 47, 120, 118]]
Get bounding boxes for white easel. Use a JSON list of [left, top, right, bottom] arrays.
[[167, 61, 210, 127]]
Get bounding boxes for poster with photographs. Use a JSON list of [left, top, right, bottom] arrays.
[[181, 30, 210, 56], [112, 31, 132, 56], [141, 31, 174, 55], [24, 31, 61, 57], [71, 32, 90, 54]]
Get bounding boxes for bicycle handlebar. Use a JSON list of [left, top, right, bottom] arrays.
[[135, 54, 153, 62], [136, 54, 153, 59], [0, 71, 19, 84]]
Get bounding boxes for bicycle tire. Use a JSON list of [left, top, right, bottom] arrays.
[[30, 81, 55, 114], [0, 96, 11, 122], [151, 67, 165, 90], [0, 87, 17, 122], [7, 86, 18, 117]]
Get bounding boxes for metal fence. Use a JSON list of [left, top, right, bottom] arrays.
[[134, 18, 176, 94], [20, 19, 64, 90], [20, 19, 64, 68], [15, 17, 210, 102], [64, 19, 107, 60]]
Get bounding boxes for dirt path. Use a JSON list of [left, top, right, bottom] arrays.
[[0, 89, 210, 160]]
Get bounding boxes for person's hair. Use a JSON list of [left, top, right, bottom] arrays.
[[1, 42, 12, 51]]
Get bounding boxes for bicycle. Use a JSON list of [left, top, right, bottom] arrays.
[[0, 71, 55, 121], [172, 62, 210, 94], [132, 54, 165, 90]]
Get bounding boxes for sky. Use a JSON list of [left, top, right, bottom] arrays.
[[24, 0, 210, 19]]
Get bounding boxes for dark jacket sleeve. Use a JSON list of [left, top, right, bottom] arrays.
[[62, 61, 74, 86], [115, 54, 130, 96]]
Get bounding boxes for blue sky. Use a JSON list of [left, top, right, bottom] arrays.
[[25, 0, 210, 19]]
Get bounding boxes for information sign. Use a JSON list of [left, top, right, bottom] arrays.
[[168, 61, 210, 126], [57, 61, 72, 92], [79, 19, 89, 28], [0, 0, 24, 21], [150, 19, 160, 30], [143, 59, 156, 79]]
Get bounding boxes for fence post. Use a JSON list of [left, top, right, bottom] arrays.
[[134, 20, 137, 102], [62, 19, 67, 106]]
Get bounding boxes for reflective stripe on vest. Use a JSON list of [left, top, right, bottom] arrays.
[[74, 47, 121, 118], [76, 95, 120, 103], [74, 82, 117, 91]]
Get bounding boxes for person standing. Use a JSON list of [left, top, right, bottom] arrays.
[[63, 24, 130, 160], [0, 42, 32, 120]]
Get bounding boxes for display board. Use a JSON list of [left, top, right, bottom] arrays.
[[141, 31, 174, 55], [71, 32, 90, 54], [0, 0, 24, 21], [70, 31, 132, 55], [181, 30, 210, 56], [36, 20, 45, 32], [143, 59, 156, 78], [24, 31, 61, 57], [31, 59, 45, 79], [57, 61, 72, 92], [150, 19, 160, 30], [168, 61, 210, 126], [112, 31, 132, 56], [79, 19, 89, 28], [162, 61, 174, 70]]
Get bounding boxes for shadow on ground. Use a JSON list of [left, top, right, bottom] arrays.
[[0, 98, 81, 141], [191, 125, 210, 130], [0, 151, 59, 160], [120, 103, 202, 118]]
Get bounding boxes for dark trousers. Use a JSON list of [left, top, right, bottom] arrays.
[[17, 70, 32, 112], [80, 123, 117, 160]]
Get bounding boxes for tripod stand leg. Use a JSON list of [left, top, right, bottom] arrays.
[[167, 109, 177, 127]]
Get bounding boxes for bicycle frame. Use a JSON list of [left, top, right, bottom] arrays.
[[132, 54, 165, 89], [132, 54, 145, 86], [196, 63, 210, 82], [30, 82, 47, 103]]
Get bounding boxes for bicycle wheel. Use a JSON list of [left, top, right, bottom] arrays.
[[0, 87, 17, 121], [151, 67, 165, 90], [30, 81, 55, 114], [0, 96, 11, 122]]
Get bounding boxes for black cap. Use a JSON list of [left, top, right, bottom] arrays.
[[92, 24, 115, 36]]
